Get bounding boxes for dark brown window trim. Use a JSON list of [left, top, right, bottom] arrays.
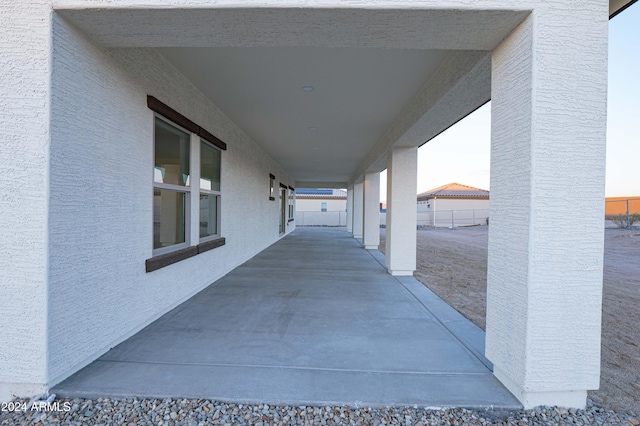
[[269, 173, 275, 180], [269, 196, 275, 201], [198, 127, 227, 151], [148, 95, 227, 151], [146, 237, 226, 272], [279, 183, 288, 189], [197, 237, 226, 254], [288, 218, 295, 223], [146, 246, 198, 273], [288, 185, 295, 191], [148, 96, 198, 133]]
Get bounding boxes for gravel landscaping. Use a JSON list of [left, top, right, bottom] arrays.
[[1, 396, 639, 425]]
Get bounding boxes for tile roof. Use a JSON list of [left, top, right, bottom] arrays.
[[417, 183, 489, 200], [296, 188, 347, 199]]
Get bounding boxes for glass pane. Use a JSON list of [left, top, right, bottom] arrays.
[[154, 118, 190, 186], [200, 193, 218, 238], [201, 142, 221, 192], [153, 189, 186, 249]]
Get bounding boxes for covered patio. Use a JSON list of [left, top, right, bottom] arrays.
[[53, 228, 519, 409]]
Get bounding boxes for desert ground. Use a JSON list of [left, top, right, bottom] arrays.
[[379, 226, 640, 414]]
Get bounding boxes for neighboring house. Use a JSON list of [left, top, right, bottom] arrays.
[[296, 188, 347, 212], [295, 188, 347, 226], [0, 0, 628, 410], [417, 182, 490, 227]]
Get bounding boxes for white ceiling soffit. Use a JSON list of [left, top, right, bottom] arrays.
[[56, 8, 529, 50], [57, 7, 530, 184]]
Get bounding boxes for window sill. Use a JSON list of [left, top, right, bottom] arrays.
[[269, 196, 275, 201], [146, 237, 226, 272]]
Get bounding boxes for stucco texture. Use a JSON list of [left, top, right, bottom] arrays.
[[487, 2, 608, 408], [46, 14, 294, 387], [0, 0, 51, 396]]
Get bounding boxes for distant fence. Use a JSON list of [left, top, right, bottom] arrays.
[[296, 211, 347, 227], [296, 209, 490, 228], [297, 201, 640, 229], [605, 198, 640, 229], [380, 208, 489, 228]]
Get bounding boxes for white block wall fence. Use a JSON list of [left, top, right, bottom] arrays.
[[0, 0, 614, 410]]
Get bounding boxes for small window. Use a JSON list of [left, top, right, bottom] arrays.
[[269, 174, 275, 201], [321, 202, 327, 212], [200, 141, 221, 241], [153, 117, 190, 252], [288, 186, 295, 221]]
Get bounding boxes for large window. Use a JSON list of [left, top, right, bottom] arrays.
[[200, 141, 221, 241], [153, 117, 191, 252], [147, 96, 227, 272]]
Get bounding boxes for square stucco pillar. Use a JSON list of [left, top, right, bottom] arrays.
[[346, 185, 354, 233], [486, 6, 608, 410], [352, 182, 364, 239], [385, 147, 417, 275], [362, 172, 380, 249], [0, 1, 51, 401]]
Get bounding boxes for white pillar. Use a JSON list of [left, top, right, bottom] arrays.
[[352, 182, 363, 239], [385, 147, 417, 275], [346, 185, 354, 233], [0, 1, 51, 401], [362, 172, 380, 249], [486, 7, 608, 409]]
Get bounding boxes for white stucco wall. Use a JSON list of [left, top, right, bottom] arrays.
[[417, 198, 490, 213], [486, 3, 607, 408], [45, 14, 294, 388], [416, 198, 490, 227], [0, 0, 51, 401], [295, 198, 346, 212]]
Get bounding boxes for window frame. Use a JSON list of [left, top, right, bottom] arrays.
[[152, 114, 192, 256], [146, 96, 228, 272], [199, 139, 222, 243], [269, 174, 276, 201], [287, 185, 295, 222]]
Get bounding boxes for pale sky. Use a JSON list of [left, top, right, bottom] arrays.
[[381, 3, 639, 200]]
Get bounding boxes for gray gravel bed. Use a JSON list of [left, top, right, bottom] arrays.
[[1, 397, 638, 426]]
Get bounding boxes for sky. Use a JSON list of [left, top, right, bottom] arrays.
[[380, 3, 639, 200]]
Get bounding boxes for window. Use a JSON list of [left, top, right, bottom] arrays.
[[200, 141, 221, 241], [153, 117, 190, 253], [321, 202, 327, 212], [269, 174, 275, 201], [147, 96, 227, 272], [288, 186, 295, 221]]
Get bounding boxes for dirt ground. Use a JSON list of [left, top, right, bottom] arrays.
[[379, 227, 640, 414]]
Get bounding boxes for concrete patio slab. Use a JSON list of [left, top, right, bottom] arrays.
[[53, 228, 521, 409]]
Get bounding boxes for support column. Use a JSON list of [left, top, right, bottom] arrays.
[[0, 1, 50, 401], [486, 6, 608, 409], [346, 185, 354, 233], [385, 147, 417, 275], [362, 172, 380, 249], [352, 182, 363, 239]]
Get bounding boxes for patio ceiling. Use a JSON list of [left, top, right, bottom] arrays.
[[57, 6, 533, 186], [156, 47, 450, 183]]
